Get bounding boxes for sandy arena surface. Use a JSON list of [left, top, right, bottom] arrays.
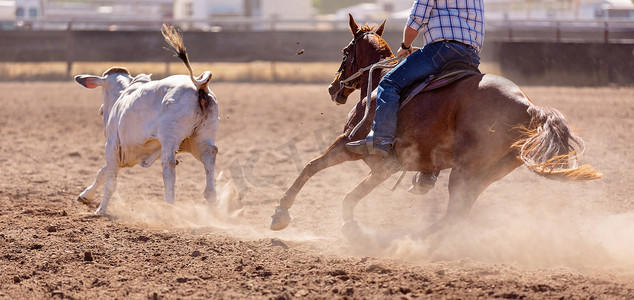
[[0, 80, 633, 299]]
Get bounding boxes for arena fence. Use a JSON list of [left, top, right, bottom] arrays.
[[1, 21, 632, 85]]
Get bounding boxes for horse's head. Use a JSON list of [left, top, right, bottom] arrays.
[[328, 14, 392, 105]]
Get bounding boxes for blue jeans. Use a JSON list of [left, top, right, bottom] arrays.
[[371, 40, 481, 141]]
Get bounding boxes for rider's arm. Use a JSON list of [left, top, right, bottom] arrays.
[[402, 25, 419, 49], [397, 25, 419, 58], [397, 0, 431, 58]]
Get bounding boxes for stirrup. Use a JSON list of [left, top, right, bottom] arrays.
[[345, 139, 369, 155], [346, 135, 391, 157], [407, 171, 438, 195], [367, 135, 392, 157]]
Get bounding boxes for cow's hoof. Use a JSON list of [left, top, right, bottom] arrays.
[[77, 196, 91, 205], [270, 206, 291, 231], [94, 206, 107, 215]]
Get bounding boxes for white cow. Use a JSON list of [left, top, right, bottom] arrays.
[[74, 25, 219, 214]]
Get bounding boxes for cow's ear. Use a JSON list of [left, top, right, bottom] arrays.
[[75, 75, 104, 89]]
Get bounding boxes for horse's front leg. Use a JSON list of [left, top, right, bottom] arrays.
[[271, 134, 359, 230], [341, 168, 394, 239], [342, 166, 394, 222]]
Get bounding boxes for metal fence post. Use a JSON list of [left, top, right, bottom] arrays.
[[66, 21, 74, 79]]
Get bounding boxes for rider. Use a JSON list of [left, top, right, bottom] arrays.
[[346, 0, 484, 192]]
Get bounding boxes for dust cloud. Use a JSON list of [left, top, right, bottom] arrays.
[[345, 181, 634, 276], [104, 167, 633, 277], [103, 169, 333, 246], [388, 205, 634, 269], [105, 179, 250, 232]]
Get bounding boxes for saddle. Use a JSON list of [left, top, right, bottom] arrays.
[[399, 62, 481, 110], [394, 62, 481, 193]]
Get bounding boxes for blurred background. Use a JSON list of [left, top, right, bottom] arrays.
[[0, 0, 633, 85]]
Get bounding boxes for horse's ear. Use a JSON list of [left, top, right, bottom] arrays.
[[348, 13, 359, 35], [376, 20, 386, 36]]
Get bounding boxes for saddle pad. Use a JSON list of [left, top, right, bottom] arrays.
[[399, 70, 480, 110]]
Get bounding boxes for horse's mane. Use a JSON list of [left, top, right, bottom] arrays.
[[355, 24, 392, 54], [357, 24, 376, 33]]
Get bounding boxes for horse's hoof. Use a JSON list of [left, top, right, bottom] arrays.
[[341, 220, 362, 240], [270, 206, 291, 231], [77, 196, 91, 205]]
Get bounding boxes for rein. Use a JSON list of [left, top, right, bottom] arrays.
[[347, 55, 401, 138], [339, 56, 396, 89], [337, 30, 421, 192], [345, 54, 406, 192]]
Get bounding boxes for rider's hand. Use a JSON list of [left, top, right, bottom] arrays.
[[396, 44, 413, 59]]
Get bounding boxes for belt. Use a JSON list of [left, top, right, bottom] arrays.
[[445, 40, 476, 50]]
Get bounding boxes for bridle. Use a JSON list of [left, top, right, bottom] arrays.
[[335, 28, 403, 138], [337, 28, 382, 90]]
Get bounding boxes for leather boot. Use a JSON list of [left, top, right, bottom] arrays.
[[346, 135, 393, 157]]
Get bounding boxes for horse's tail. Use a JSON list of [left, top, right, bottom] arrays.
[[161, 24, 212, 113], [513, 105, 602, 181]]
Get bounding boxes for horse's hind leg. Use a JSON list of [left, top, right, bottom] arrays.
[[419, 151, 522, 238], [271, 135, 358, 230]]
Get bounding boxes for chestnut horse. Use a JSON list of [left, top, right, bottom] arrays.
[[270, 15, 601, 238]]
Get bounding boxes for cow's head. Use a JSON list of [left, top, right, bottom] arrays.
[[75, 67, 133, 131]]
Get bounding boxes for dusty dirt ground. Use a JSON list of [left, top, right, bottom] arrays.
[[0, 80, 633, 299]]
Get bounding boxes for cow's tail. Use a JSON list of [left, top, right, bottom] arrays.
[[161, 24, 212, 113], [513, 105, 601, 181]]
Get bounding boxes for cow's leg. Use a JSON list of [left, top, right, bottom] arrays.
[[198, 140, 218, 204], [271, 135, 359, 230], [160, 141, 180, 204], [95, 142, 120, 215], [78, 166, 107, 204], [185, 134, 219, 205], [418, 151, 521, 238], [95, 166, 118, 215]]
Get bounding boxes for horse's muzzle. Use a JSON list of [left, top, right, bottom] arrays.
[[328, 84, 348, 105]]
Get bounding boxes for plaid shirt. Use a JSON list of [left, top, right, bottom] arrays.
[[407, 0, 484, 52]]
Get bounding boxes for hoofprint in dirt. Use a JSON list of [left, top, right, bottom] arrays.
[[0, 82, 632, 299]]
